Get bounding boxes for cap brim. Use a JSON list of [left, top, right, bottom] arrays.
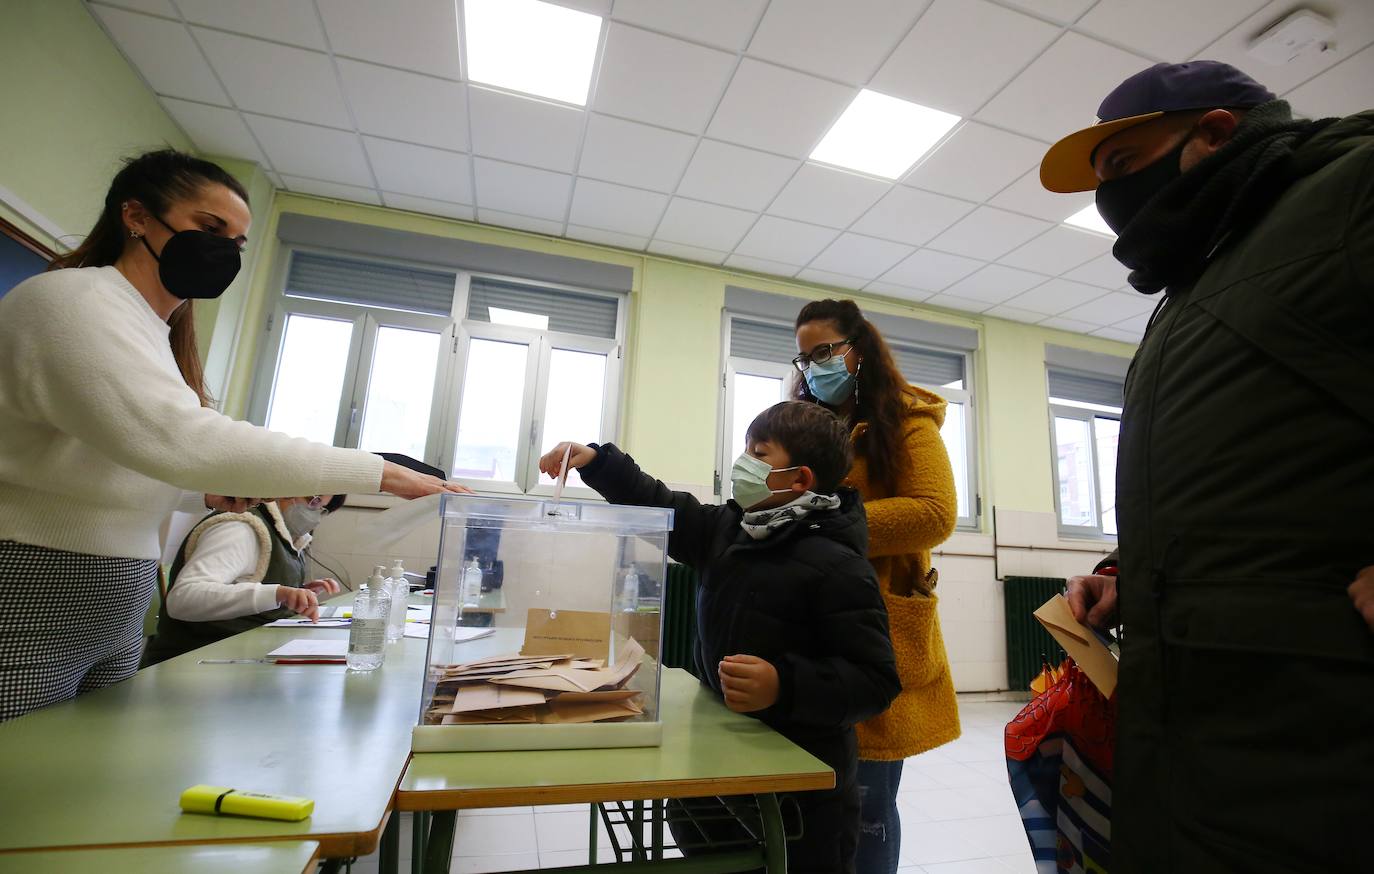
[[1039, 111, 1164, 193]]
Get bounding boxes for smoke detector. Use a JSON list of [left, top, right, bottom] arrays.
[[1246, 9, 1336, 65]]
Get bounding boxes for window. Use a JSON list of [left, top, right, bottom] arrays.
[[251, 250, 624, 496], [1048, 367, 1123, 538], [718, 315, 979, 529]]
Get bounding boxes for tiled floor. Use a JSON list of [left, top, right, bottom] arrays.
[[348, 699, 1033, 874]]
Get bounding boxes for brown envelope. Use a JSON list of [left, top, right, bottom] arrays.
[[522, 609, 612, 661], [1033, 594, 1119, 698], [449, 684, 547, 714], [543, 692, 644, 724], [442, 707, 539, 725]]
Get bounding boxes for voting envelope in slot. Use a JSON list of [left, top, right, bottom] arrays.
[[1033, 594, 1119, 698], [413, 491, 673, 752]]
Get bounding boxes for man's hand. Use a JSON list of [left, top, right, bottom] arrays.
[[1348, 565, 1374, 632], [718, 654, 780, 713], [538, 442, 598, 479], [205, 495, 261, 513], [303, 578, 342, 598], [1066, 573, 1119, 630], [276, 586, 320, 622]]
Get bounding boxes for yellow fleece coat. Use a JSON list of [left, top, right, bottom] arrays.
[[847, 385, 961, 761]]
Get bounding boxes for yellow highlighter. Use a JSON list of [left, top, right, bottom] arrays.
[[180, 785, 314, 821]]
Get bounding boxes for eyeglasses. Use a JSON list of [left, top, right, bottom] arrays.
[[792, 339, 855, 373]]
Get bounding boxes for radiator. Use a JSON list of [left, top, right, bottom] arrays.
[[1003, 576, 1068, 691], [661, 562, 698, 671]]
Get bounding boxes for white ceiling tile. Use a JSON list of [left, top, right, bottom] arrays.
[[1092, 326, 1142, 343], [943, 264, 1047, 304], [337, 60, 468, 151], [568, 178, 668, 237], [547, 0, 612, 14], [1197, 1, 1374, 96], [904, 122, 1047, 201], [879, 248, 983, 291], [648, 240, 729, 264], [97, 0, 176, 14], [1063, 251, 1129, 289], [766, 164, 890, 228], [472, 158, 570, 221], [923, 293, 993, 313], [1059, 291, 1158, 325], [676, 140, 800, 211], [476, 209, 564, 236], [317, 0, 461, 79], [612, 0, 766, 51], [984, 304, 1048, 324], [567, 225, 649, 250], [468, 87, 583, 173], [160, 98, 265, 163], [747, 0, 925, 85], [1113, 312, 1153, 333], [996, 0, 1095, 23], [864, 280, 933, 303], [850, 186, 975, 246], [796, 268, 868, 289], [988, 168, 1095, 222], [707, 59, 855, 157], [266, 171, 284, 188], [654, 198, 758, 252], [280, 175, 380, 204], [244, 115, 372, 185], [976, 33, 1154, 142], [871, 0, 1059, 116], [175, 0, 326, 50], [363, 137, 471, 203], [578, 115, 697, 192], [1003, 277, 1107, 314], [998, 225, 1112, 274], [808, 233, 914, 280], [734, 215, 839, 264], [1285, 42, 1374, 120], [593, 24, 736, 133], [1077, 0, 1268, 60], [927, 207, 1051, 260], [724, 253, 803, 276], [194, 29, 350, 128], [382, 193, 476, 221], [90, 5, 228, 103], [1040, 315, 1102, 333]]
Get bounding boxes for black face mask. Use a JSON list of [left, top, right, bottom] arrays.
[[139, 214, 241, 300], [1093, 136, 1190, 235]]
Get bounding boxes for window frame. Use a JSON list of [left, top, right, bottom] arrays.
[[1048, 402, 1121, 541]]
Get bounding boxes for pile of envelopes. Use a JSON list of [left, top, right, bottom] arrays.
[[424, 638, 646, 725]]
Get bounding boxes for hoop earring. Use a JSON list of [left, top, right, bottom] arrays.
[[854, 361, 862, 407]]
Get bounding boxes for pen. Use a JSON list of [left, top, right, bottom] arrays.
[[197, 658, 346, 665]]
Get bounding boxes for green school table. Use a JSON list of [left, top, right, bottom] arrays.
[[0, 841, 320, 873], [0, 620, 425, 862], [397, 668, 834, 874]]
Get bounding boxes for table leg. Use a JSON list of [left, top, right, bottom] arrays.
[[588, 803, 598, 864], [651, 798, 664, 861], [411, 810, 429, 874], [379, 811, 401, 874], [757, 793, 787, 874], [422, 810, 458, 874]]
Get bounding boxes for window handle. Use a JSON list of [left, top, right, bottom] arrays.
[[349, 403, 358, 429]]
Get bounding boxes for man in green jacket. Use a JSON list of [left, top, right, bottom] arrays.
[[1043, 61, 1374, 872]]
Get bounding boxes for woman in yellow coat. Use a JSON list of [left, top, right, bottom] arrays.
[[793, 299, 960, 874]]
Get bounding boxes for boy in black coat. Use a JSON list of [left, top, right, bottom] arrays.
[[541, 401, 900, 872]]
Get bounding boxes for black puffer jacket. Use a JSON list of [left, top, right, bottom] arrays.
[[581, 443, 900, 776]]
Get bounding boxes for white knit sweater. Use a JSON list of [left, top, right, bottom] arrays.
[[0, 266, 384, 560]]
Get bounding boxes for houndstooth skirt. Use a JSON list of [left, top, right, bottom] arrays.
[[0, 540, 156, 722]]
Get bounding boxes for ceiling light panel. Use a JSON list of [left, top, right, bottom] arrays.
[[464, 0, 603, 106], [809, 90, 960, 180], [1064, 203, 1115, 237]]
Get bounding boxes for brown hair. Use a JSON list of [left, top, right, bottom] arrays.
[[792, 299, 913, 494], [745, 401, 854, 493], [50, 149, 250, 408]]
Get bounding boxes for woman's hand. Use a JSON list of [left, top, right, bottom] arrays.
[[303, 578, 342, 598], [380, 461, 473, 499], [276, 585, 320, 622], [718, 654, 780, 713], [205, 494, 261, 513], [1348, 565, 1374, 631], [538, 442, 598, 479]]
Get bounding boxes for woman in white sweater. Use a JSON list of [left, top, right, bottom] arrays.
[[0, 150, 461, 721]]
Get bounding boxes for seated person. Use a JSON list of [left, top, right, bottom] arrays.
[[541, 401, 900, 873], [143, 495, 345, 665]]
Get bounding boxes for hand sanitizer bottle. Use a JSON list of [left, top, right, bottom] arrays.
[[461, 557, 483, 607], [347, 566, 390, 671], [384, 558, 407, 643], [618, 566, 641, 613]]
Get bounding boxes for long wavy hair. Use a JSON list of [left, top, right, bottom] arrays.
[[792, 299, 914, 494], [49, 149, 249, 408]]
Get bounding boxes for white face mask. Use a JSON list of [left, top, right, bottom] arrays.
[[282, 503, 324, 539], [729, 452, 799, 510]]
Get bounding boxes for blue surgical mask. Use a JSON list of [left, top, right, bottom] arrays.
[[804, 350, 856, 405], [730, 453, 799, 510]]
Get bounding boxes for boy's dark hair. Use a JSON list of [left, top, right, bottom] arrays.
[[324, 494, 347, 514], [745, 401, 853, 493]]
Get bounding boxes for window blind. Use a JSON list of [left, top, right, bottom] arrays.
[[1048, 368, 1124, 409], [286, 252, 456, 316], [466, 277, 619, 339], [728, 319, 795, 363], [892, 343, 965, 389]]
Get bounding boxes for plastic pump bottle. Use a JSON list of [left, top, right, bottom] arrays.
[[346, 566, 390, 671], [384, 559, 407, 643], [461, 557, 483, 606]]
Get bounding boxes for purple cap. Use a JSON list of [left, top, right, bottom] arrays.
[[1098, 61, 1276, 122]]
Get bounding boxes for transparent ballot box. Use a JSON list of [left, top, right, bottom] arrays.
[[414, 492, 674, 752]]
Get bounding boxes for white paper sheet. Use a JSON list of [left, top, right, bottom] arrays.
[[266, 639, 349, 660], [403, 624, 494, 642], [263, 617, 351, 627]]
